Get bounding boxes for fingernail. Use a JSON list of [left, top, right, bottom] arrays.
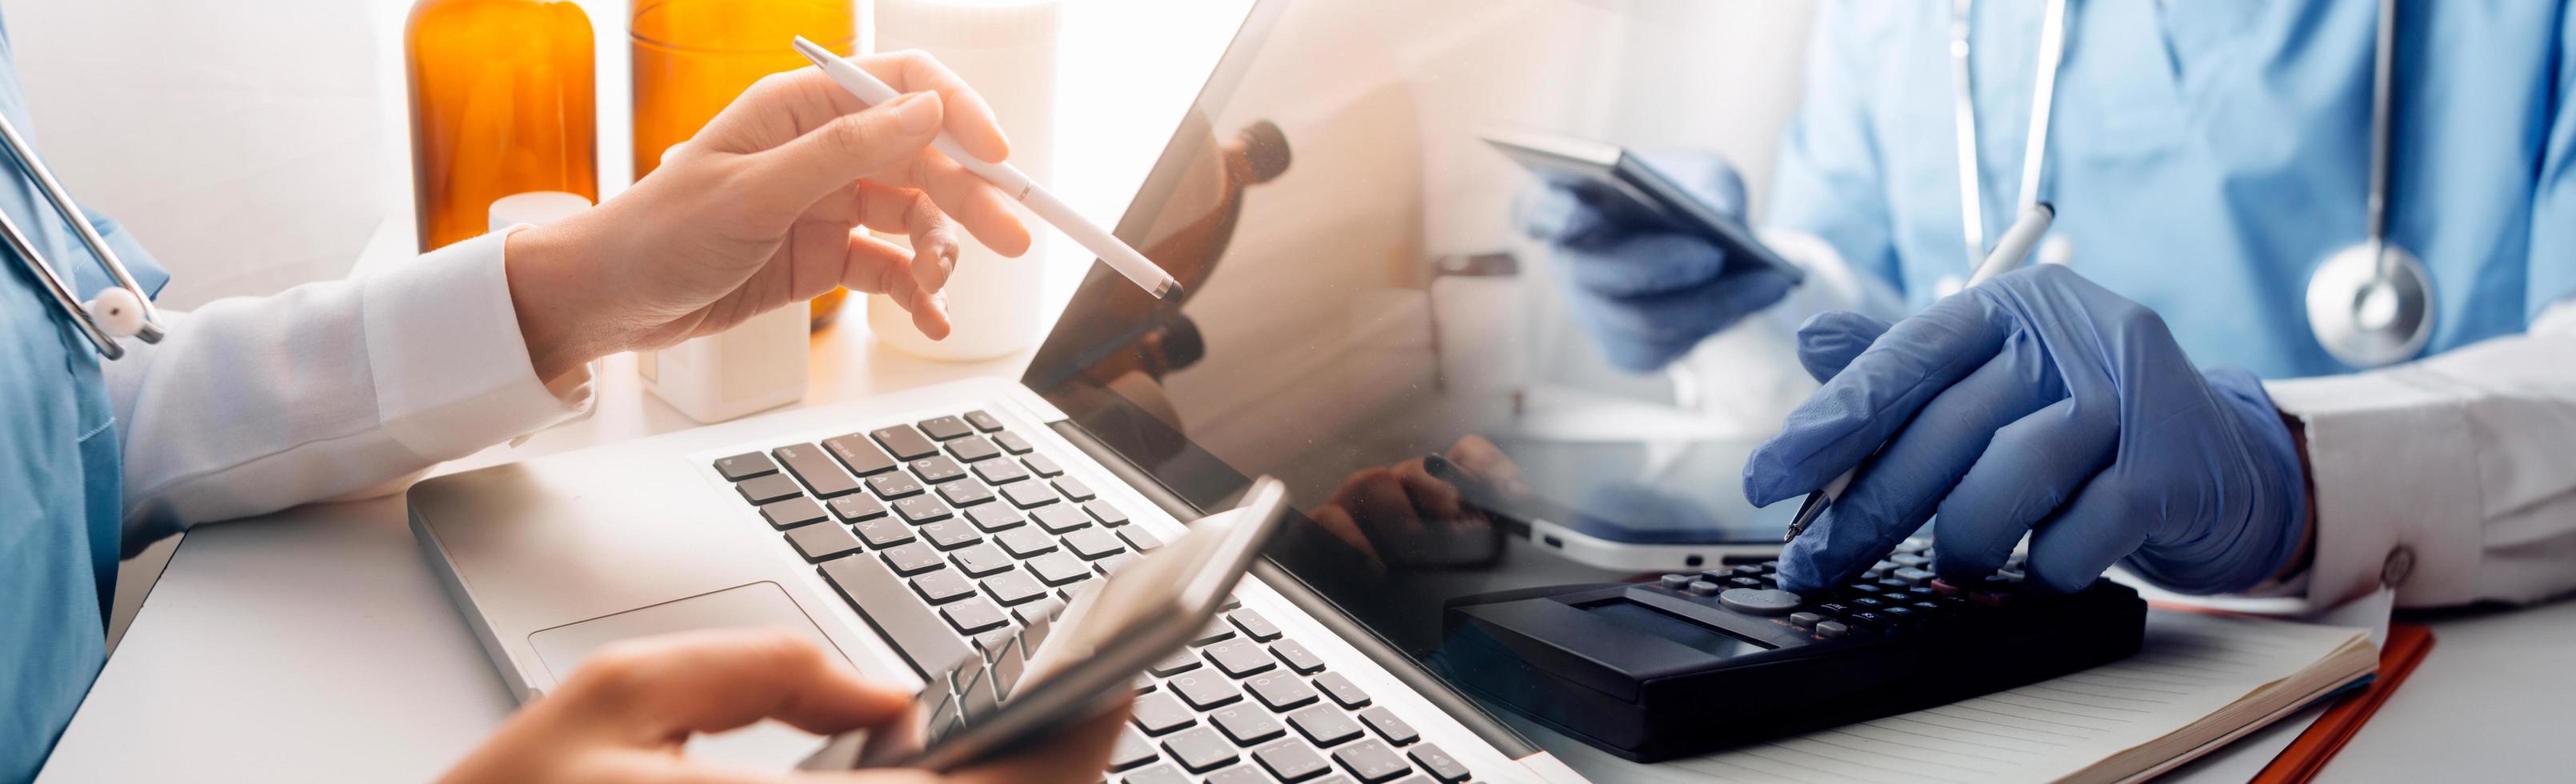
[[894, 91, 942, 134]]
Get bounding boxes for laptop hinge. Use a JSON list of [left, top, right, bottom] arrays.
[[1045, 421, 1542, 759]]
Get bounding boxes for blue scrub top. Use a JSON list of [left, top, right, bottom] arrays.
[[0, 11, 170, 782], [1770, 0, 2576, 377]]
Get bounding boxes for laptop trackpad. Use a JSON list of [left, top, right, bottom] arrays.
[[527, 582, 846, 770]]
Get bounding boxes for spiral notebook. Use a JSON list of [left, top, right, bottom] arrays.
[[1552, 610, 2380, 784]]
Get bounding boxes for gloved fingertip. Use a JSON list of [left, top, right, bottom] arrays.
[[1794, 310, 1894, 382]]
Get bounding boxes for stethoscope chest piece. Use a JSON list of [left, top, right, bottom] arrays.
[[2306, 240, 2433, 368]]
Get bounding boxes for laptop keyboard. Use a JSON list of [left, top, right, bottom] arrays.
[[717, 410, 1474, 783]]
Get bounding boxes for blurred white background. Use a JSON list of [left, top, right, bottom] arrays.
[[1, 0, 1814, 310]]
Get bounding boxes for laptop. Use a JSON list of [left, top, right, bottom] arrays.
[[412, 1, 1796, 781]]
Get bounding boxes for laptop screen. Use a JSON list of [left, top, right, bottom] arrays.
[[1022, 0, 1794, 660]]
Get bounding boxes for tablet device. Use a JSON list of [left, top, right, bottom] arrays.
[[1482, 128, 1803, 284], [802, 477, 1293, 773]]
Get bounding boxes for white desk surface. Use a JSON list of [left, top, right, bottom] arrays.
[[35, 2, 2576, 779]]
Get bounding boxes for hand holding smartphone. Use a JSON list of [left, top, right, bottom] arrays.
[[1483, 128, 1804, 285]]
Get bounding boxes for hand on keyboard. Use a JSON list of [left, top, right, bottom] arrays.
[[435, 629, 1129, 784], [1304, 435, 1525, 571]]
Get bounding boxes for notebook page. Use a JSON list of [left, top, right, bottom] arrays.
[[1542, 610, 2364, 784]]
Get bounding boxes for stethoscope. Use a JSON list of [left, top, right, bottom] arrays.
[[1953, 0, 2433, 368], [0, 111, 166, 360]]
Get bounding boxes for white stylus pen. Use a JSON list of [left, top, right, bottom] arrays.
[[1782, 202, 2054, 543], [790, 36, 1182, 299]]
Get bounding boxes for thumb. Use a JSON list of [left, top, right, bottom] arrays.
[[746, 90, 946, 219], [1794, 310, 1893, 383]]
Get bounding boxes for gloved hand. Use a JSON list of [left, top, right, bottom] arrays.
[[1744, 265, 2309, 595], [1512, 151, 1795, 372]]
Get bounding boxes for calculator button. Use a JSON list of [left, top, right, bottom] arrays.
[[1892, 553, 1930, 567], [1853, 596, 1886, 608], [1726, 577, 1762, 589], [1893, 566, 1937, 584], [1816, 620, 1853, 638], [713, 452, 778, 481], [1930, 578, 1966, 597], [1658, 574, 1694, 590], [1684, 580, 1722, 596], [1847, 610, 1891, 627], [1787, 611, 1823, 627], [1717, 588, 1802, 616]]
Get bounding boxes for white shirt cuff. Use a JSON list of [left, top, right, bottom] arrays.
[[360, 228, 586, 461]]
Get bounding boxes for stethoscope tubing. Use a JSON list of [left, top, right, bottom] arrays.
[[0, 109, 166, 358]]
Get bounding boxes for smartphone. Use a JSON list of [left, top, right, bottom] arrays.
[[802, 477, 1294, 773], [1482, 128, 1804, 284]]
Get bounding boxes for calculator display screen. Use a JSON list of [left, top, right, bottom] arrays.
[[1583, 601, 1774, 659]]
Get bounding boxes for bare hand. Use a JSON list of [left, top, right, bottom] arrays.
[[438, 630, 1128, 784]]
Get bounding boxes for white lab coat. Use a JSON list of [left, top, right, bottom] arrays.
[[1691, 237, 2576, 610], [101, 230, 589, 547]]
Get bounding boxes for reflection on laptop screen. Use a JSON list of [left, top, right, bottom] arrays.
[[1022, 0, 1794, 657]]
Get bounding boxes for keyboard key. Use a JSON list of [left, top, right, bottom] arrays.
[[1407, 744, 1469, 782], [1132, 692, 1198, 735], [995, 526, 1058, 558], [910, 455, 969, 485], [893, 496, 952, 525], [937, 481, 994, 507], [1205, 768, 1269, 784], [1160, 726, 1240, 774], [918, 521, 983, 550], [1002, 481, 1058, 509], [994, 431, 1034, 454], [1246, 673, 1319, 712], [1357, 707, 1417, 745], [946, 435, 1002, 462], [1086, 499, 1130, 526], [1026, 552, 1092, 586], [1330, 739, 1410, 782], [950, 543, 1014, 578], [1150, 650, 1204, 677], [1254, 740, 1334, 782], [773, 443, 861, 498], [1290, 705, 1365, 746], [1110, 728, 1162, 771], [1120, 764, 1188, 784], [851, 518, 915, 549], [918, 415, 974, 441], [911, 569, 975, 604], [735, 474, 802, 505], [972, 458, 1030, 485], [786, 523, 864, 561], [1094, 552, 1141, 576], [1314, 673, 1370, 709], [822, 434, 898, 476], [941, 598, 1009, 634], [713, 452, 778, 481], [1224, 610, 1281, 642], [818, 554, 967, 678], [1063, 528, 1127, 560], [1272, 639, 1327, 674], [879, 542, 944, 575], [827, 494, 886, 522], [1011, 596, 1066, 626], [978, 570, 1047, 606], [1026, 505, 1087, 535], [758, 497, 828, 530], [1168, 671, 1245, 710], [963, 410, 1004, 432], [1213, 706, 1286, 745], [1054, 476, 1096, 501], [1024, 454, 1065, 477], [870, 425, 940, 460], [1191, 621, 1239, 647], [964, 505, 1023, 532], [866, 472, 924, 499], [1206, 640, 1278, 678], [1122, 527, 1166, 553]]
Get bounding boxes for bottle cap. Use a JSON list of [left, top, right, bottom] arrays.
[[489, 191, 593, 232]]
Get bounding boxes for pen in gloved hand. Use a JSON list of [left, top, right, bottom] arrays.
[[1780, 202, 2055, 542]]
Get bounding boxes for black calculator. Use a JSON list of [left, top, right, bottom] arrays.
[[1434, 539, 2146, 762]]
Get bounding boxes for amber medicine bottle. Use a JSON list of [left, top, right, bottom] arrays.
[[406, 0, 598, 253]]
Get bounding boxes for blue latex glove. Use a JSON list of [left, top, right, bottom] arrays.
[[1513, 151, 1795, 372], [1745, 265, 2308, 595]]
